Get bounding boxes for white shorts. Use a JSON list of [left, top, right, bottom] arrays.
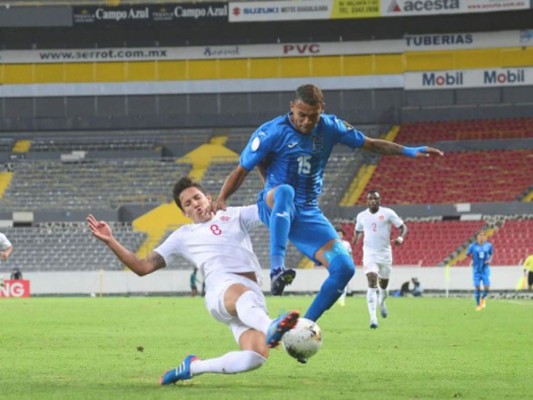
[[204, 272, 267, 344], [363, 256, 392, 280]]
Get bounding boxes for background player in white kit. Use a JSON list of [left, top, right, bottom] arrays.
[[87, 177, 299, 386], [353, 190, 407, 329]]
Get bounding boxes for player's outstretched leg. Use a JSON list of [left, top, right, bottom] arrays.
[[270, 268, 296, 296], [304, 249, 355, 322], [269, 185, 295, 295], [160, 355, 199, 385], [266, 310, 300, 348]]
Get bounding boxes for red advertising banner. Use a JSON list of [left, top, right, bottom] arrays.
[[0, 280, 31, 298]]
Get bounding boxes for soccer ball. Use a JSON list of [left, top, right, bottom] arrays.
[[281, 318, 322, 363]]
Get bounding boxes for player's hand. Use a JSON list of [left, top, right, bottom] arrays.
[[211, 197, 227, 214], [392, 237, 404, 246], [86, 214, 114, 244], [423, 146, 444, 157], [0, 251, 7, 261], [403, 146, 443, 158]]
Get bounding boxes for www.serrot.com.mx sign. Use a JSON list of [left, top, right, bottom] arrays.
[[0, 280, 31, 298]]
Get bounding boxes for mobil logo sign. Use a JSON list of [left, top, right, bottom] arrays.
[[422, 71, 464, 87], [483, 69, 525, 85]]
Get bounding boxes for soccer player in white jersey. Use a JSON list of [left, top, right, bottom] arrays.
[[353, 190, 407, 329], [87, 177, 299, 386]]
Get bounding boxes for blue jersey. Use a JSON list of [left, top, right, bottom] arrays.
[[466, 242, 493, 272], [240, 113, 366, 207]]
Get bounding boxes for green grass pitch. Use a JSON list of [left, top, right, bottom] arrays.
[[1, 295, 531, 400]]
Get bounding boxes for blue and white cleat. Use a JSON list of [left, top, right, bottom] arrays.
[[266, 310, 300, 348], [160, 355, 199, 385], [270, 268, 296, 296], [370, 319, 378, 329]]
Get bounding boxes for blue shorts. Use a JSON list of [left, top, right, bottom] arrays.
[[473, 269, 490, 287], [257, 190, 338, 262]]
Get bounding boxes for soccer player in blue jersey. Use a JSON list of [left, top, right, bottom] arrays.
[[466, 231, 493, 311], [213, 84, 442, 321]]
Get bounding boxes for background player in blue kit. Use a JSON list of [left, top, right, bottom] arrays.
[[466, 231, 493, 311], [213, 84, 443, 321]]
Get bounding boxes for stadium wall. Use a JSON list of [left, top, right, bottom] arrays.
[[16, 266, 524, 296], [2, 85, 533, 131], [1, 8, 532, 132]]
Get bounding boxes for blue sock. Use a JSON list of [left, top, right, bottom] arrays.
[[474, 289, 481, 305], [482, 290, 488, 299], [304, 253, 355, 321], [270, 185, 294, 277]]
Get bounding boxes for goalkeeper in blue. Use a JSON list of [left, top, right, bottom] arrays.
[[213, 84, 443, 321], [466, 231, 493, 311]]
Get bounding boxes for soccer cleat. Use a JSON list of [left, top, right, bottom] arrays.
[[160, 355, 199, 385], [380, 303, 388, 319], [266, 310, 300, 348], [369, 319, 378, 329], [475, 305, 482, 311], [480, 298, 487, 308], [270, 268, 296, 296]]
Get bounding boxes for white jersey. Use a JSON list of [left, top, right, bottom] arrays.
[[0, 232, 11, 251], [155, 205, 263, 286], [355, 207, 403, 262]]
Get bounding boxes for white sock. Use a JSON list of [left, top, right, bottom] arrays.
[[378, 287, 388, 306], [338, 286, 347, 302], [235, 290, 271, 335], [367, 288, 377, 320], [191, 350, 266, 376]]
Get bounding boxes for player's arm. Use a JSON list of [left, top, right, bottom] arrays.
[[363, 137, 443, 158], [0, 245, 13, 260], [212, 164, 250, 212], [257, 161, 267, 184], [486, 247, 493, 266], [393, 224, 408, 246], [87, 214, 165, 276], [352, 230, 364, 245]]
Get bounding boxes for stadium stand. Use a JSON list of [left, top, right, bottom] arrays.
[[355, 149, 533, 205], [395, 118, 533, 144], [0, 159, 192, 211], [453, 216, 533, 267], [3, 222, 146, 272], [201, 161, 264, 206], [0, 4, 531, 280]]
